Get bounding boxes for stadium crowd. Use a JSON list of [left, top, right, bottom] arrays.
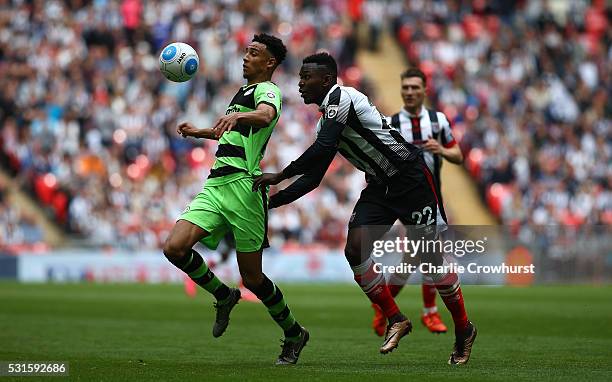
[[0, 0, 609, 251], [0, 0, 365, 250], [390, 0, 610, 228]]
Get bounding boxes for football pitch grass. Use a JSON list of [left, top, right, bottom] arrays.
[[1, 283, 610, 381]]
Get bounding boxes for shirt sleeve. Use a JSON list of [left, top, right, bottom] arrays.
[[269, 154, 335, 208], [438, 112, 457, 148], [282, 88, 350, 178], [254, 82, 282, 117], [281, 118, 344, 178]]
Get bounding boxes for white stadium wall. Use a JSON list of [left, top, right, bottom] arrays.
[[16, 250, 355, 284]]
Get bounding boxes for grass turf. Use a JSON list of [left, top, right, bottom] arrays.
[[0, 282, 611, 381]]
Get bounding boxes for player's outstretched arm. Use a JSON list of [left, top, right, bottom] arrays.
[[282, 119, 345, 177], [253, 118, 344, 207], [252, 118, 344, 191], [177, 122, 219, 140], [267, 155, 334, 209], [252, 148, 335, 207], [213, 103, 276, 137], [255, 137, 335, 190]]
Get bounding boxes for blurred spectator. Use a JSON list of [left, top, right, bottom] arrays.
[[0, 181, 44, 249]]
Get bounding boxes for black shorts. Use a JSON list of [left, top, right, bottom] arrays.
[[349, 164, 447, 231]]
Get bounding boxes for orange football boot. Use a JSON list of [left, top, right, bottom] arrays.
[[421, 311, 448, 334]]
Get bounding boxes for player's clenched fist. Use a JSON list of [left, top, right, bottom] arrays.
[[177, 122, 199, 138]]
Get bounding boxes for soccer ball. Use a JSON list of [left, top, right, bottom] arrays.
[[159, 42, 200, 82]]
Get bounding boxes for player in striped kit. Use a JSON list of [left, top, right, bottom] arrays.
[[370, 67, 464, 336], [254, 53, 476, 364]]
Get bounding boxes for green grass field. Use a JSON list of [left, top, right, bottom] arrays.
[[1, 282, 611, 381]]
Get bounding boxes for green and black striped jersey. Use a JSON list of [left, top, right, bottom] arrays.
[[206, 81, 281, 186]]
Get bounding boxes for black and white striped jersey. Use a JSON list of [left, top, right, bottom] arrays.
[[388, 106, 457, 182], [314, 84, 422, 182], [270, 84, 427, 209]]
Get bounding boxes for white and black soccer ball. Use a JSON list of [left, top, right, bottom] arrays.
[[159, 42, 200, 83]]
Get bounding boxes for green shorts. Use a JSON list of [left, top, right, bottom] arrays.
[[179, 177, 269, 253]]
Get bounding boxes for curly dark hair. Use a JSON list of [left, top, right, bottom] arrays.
[[302, 52, 338, 78], [252, 33, 287, 67]]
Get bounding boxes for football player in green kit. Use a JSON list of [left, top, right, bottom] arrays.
[[163, 33, 308, 365]]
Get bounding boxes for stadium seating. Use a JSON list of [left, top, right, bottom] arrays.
[[0, 0, 609, 251], [390, 0, 610, 227], [0, 0, 364, 249]]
